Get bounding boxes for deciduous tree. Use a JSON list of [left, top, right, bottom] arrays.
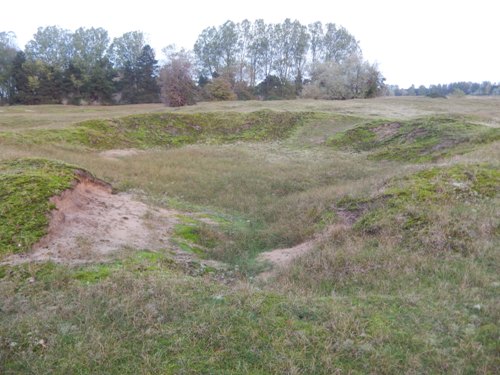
[[0, 31, 17, 103], [160, 48, 197, 107], [25, 26, 73, 70]]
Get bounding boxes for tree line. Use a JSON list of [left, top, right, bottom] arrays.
[[2, 21, 499, 107], [0, 20, 384, 106], [190, 19, 386, 101], [0, 28, 160, 105], [388, 82, 500, 97], [0, 20, 389, 106]]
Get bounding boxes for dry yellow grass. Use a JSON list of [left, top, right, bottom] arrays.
[[2, 96, 499, 132]]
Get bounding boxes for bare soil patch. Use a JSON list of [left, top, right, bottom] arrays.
[[2, 174, 179, 265], [99, 149, 144, 160], [404, 127, 428, 141], [257, 222, 350, 281], [372, 122, 401, 141]]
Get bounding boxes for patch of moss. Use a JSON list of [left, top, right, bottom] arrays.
[[173, 222, 209, 258], [174, 240, 206, 258], [72, 251, 179, 283], [328, 116, 500, 162], [0, 158, 82, 257], [172, 213, 234, 259], [328, 126, 376, 151], [386, 164, 500, 203], [73, 264, 114, 284], [132, 250, 165, 263], [175, 224, 202, 244]]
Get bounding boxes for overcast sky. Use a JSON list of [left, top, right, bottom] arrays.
[[3, 0, 498, 87]]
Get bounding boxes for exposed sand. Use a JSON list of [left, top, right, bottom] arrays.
[[257, 222, 350, 281], [2, 174, 179, 265], [99, 149, 144, 160]]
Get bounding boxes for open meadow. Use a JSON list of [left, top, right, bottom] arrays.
[[1, 96, 499, 373]]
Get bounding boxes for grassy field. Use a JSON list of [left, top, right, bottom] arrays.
[[0, 97, 499, 373]]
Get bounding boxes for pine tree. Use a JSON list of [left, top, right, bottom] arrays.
[[10, 51, 29, 104], [136, 45, 160, 103]]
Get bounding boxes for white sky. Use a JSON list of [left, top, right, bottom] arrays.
[[2, 0, 499, 87]]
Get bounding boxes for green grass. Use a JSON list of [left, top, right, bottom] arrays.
[[172, 222, 209, 258], [1, 255, 498, 373], [0, 158, 80, 256], [329, 115, 500, 161], [0, 264, 331, 373], [1, 99, 499, 373]]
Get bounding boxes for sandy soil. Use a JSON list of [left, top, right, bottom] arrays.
[[372, 122, 401, 141], [2, 174, 179, 265], [99, 149, 144, 160], [257, 240, 316, 281], [257, 222, 350, 281]]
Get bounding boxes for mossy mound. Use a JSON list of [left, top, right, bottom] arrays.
[[0, 110, 314, 150], [0, 158, 84, 256], [338, 164, 499, 255], [328, 116, 500, 162]]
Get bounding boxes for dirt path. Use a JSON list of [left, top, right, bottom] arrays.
[[2, 175, 179, 265], [257, 222, 350, 281], [257, 240, 316, 281], [99, 148, 144, 160]]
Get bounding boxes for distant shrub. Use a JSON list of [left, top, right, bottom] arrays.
[[233, 81, 256, 100], [449, 88, 466, 98], [301, 83, 323, 99], [204, 77, 237, 101], [300, 56, 384, 100], [426, 92, 447, 99], [256, 75, 296, 100]]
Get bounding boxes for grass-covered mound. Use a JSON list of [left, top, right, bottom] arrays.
[[275, 164, 499, 371], [328, 116, 500, 161], [0, 159, 81, 256], [343, 163, 499, 253], [0, 110, 314, 150]]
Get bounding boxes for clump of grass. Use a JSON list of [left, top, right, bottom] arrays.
[[172, 214, 240, 262], [72, 250, 179, 283], [328, 115, 500, 161], [0, 158, 82, 257], [172, 222, 208, 258], [0, 110, 315, 150], [72, 264, 115, 284]]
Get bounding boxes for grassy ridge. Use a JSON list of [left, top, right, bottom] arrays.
[[329, 115, 500, 161], [0, 159, 79, 256], [286, 163, 499, 292], [0, 110, 315, 150]]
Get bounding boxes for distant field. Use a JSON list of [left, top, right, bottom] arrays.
[[1, 97, 498, 374], [1, 96, 499, 132]]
